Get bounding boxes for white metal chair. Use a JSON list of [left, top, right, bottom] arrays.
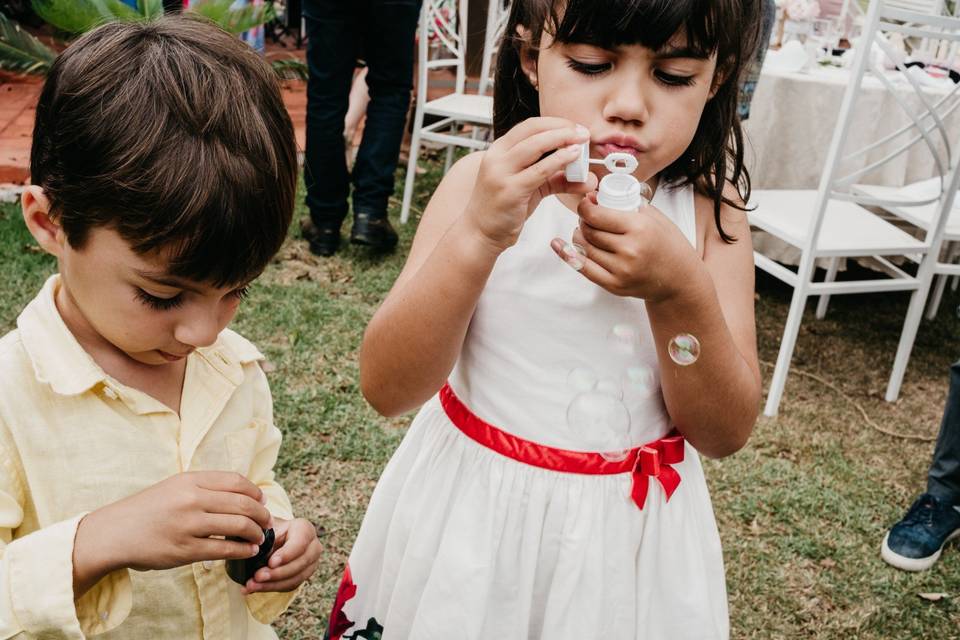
[[400, 0, 510, 223], [749, 0, 960, 416]]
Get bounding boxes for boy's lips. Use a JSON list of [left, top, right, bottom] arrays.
[[158, 349, 191, 361]]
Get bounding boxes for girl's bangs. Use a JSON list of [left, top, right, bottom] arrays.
[[547, 0, 725, 57]]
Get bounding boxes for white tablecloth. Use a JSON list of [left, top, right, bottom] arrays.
[[744, 63, 960, 265]]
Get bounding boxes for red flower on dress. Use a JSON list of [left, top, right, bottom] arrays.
[[327, 564, 358, 640]]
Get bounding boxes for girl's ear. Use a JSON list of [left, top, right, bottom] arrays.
[[21, 186, 67, 258], [516, 25, 539, 90]]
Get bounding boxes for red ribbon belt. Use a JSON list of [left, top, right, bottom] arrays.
[[439, 383, 685, 511]]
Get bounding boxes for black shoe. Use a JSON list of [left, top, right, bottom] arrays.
[[881, 493, 960, 571], [350, 212, 398, 252], [301, 219, 341, 257]]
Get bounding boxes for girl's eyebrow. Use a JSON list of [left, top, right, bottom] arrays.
[[655, 46, 709, 61]]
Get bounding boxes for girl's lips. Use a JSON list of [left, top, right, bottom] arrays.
[[595, 142, 643, 158]]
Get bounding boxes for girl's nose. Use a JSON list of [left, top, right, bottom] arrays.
[[602, 77, 650, 126]]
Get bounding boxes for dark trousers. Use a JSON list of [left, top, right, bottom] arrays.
[[928, 360, 960, 502], [303, 0, 421, 229]]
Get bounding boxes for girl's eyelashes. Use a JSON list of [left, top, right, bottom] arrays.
[[136, 288, 184, 311], [654, 70, 696, 87], [566, 58, 611, 76]]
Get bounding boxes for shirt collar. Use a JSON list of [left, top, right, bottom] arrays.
[[18, 275, 106, 396]]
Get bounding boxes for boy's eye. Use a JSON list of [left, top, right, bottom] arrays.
[[232, 285, 250, 301], [135, 288, 184, 311], [654, 70, 695, 87], [566, 58, 611, 76]]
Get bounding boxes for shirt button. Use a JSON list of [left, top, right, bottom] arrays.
[[102, 386, 119, 400], [99, 611, 109, 622], [202, 560, 214, 571]]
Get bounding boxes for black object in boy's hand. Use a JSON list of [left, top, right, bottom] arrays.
[[226, 528, 275, 585]]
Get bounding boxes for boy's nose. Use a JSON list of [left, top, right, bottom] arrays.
[[174, 313, 221, 349]]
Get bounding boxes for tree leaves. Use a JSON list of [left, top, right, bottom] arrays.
[[0, 11, 55, 74]]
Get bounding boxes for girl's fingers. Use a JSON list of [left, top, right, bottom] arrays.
[[577, 220, 621, 253], [497, 116, 582, 151], [577, 192, 633, 234], [518, 145, 587, 192], [550, 237, 621, 292], [508, 126, 589, 171]]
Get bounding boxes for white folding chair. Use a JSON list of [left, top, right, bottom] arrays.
[[400, 0, 509, 223], [749, 0, 960, 416]]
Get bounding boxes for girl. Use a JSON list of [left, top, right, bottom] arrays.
[[329, 0, 762, 637]]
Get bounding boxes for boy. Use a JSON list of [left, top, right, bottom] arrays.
[[0, 16, 321, 638]]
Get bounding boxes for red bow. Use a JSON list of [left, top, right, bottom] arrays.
[[630, 435, 685, 510]]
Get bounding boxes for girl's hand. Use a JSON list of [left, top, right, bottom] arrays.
[[242, 517, 322, 594], [464, 117, 596, 253], [550, 192, 703, 302]]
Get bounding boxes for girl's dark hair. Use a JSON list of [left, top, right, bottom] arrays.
[[493, 0, 761, 242], [31, 15, 298, 286]]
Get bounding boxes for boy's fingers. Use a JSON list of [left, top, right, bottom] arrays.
[[197, 537, 261, 562], [247, 563, 319, 594], [200, 490, 272, 529], [194, 471, 263, 503], [256, 550, 313, 582], [198, 513, 266, 545]]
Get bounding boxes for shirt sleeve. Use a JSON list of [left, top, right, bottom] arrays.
[[243, 365, 301, 625], [0, 423, 132, 639]]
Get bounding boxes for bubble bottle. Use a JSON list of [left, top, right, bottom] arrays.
[[565, 142, 651, 212]]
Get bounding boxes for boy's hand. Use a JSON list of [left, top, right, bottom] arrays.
[[74, 471, 272, 595], [242, 517, 321, 594], [550, 192, 706, 302], [464, 117, 596, 253]]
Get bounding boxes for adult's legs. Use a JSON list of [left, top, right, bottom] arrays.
[[351, 0, 421, 219], [303, 0, 358, 233], [927, 360, 960, 503]]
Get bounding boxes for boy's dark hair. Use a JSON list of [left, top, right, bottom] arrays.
[[31, 15, 298, 287], [494, 0, 762, 242]]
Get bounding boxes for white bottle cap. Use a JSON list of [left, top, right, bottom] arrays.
[[596, 153, 651, 211], [564, 141, 590, 183]]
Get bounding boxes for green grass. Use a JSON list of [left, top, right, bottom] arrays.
[[2, 155, 959, 637]]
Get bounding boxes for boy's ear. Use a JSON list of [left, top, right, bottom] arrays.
[[21, 186, 66, 257], [516, 25, 539, 90]]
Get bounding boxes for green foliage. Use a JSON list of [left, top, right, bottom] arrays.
[[31, 0, 140, 34], [271, 58, 308, 81], [0, 10, 55, 74], [187, 0, 274, 35]]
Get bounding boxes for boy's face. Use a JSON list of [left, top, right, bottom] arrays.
[[55, 227, 249, 365], [22, 189, 249, 367]]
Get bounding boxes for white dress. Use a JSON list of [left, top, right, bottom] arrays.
[[328, 185, 729, 640]]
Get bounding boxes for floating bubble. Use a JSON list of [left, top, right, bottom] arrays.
[[566, 392, 631, 443], [668, 333, 701, 366], [608, 323, 642, 355], [567, 367, 598, 392], [622, 366, 657, 396], [595, 378, 623, 399]]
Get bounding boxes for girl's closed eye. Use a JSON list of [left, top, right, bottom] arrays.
[[654, 69, 696, 87], [566, 57, 612, 76]]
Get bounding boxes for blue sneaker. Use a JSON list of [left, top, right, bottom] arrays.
[[881, 493, 960, 571]]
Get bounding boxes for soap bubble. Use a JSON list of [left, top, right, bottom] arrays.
[[566, 392, 631, 446], [600, 444, 631, 463], [622, 366, 657, 396], [668, 333, 701, 366], [595, 378, 623, 399], [608, 323, 642, 355], [567, 367, 598, 392]]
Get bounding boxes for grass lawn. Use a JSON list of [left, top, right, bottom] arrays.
[[1, 154, 959, 638]]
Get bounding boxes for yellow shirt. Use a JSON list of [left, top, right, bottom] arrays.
[[0, 276, 299, 639]]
